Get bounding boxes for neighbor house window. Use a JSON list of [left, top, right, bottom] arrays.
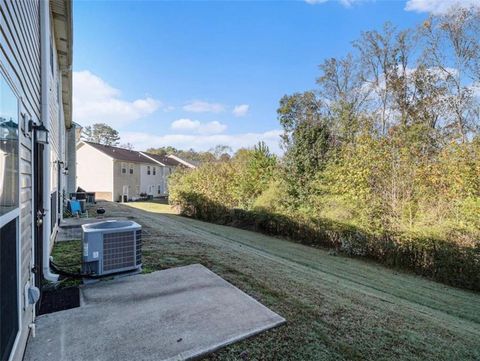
[[121, 162, 126, 174], [153, 167, 156, 175], [147, 166, 151, 175], [129, 164, 133, 174], [158, 185, 162, 194]]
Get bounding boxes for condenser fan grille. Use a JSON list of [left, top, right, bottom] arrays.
[[103, 231, 136, 271], [135, 230, 142, 265]]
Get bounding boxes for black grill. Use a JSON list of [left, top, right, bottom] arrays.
[[135, 230, 142, 265], [103, 231, 136, 272]]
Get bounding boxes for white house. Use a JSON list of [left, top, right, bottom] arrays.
[[0, 1, 74, 361], [138, 152, 195, 196], [76, 142, 195, 202]]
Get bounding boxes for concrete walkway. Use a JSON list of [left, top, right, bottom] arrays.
[[24, 264, 285, 361]]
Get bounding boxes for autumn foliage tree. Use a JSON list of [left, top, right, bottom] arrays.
[[169, 7, 480, 290]]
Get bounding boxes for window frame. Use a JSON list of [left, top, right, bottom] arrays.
[[0, 71, 21, 225], [0, 68, 22, 361]]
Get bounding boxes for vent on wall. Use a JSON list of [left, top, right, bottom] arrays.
[[82, 221, 142, 276]]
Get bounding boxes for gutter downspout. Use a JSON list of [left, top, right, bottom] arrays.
[[41, 0, 59, 282]]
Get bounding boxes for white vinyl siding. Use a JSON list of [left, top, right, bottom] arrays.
[[0, 1, 40, 360], [76, 143, 114, 198]]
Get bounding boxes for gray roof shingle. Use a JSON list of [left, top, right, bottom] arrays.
[[84, 142, 158, 164]]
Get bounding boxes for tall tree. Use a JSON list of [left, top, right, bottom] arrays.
[[81, 123, 120, 146], [277, 92, 333, 197], [317, 54, 369, 142], [277, 91, 324, 149], [421, 8, 480, 142]]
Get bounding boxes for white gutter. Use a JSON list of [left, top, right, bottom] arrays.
[[41, 0, 59, 282]]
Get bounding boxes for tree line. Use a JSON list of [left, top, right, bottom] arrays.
[[169, 8, 480, 291]]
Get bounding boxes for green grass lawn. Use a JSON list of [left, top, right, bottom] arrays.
[[126, 200, 178, 214], [51, 200, 480, 361]]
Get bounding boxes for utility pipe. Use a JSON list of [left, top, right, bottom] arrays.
[[40, 0, 59, 282]]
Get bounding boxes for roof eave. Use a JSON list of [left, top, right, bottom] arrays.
[[139, 152, 166, 166], [51, 0, 73, 129], [167, 154, 196, 169]]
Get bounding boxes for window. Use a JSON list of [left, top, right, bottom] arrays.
[[147, 166, 151, 175], [0, 73, 19, 361], [121, 162, 126, 174], [129, 165, 133, 174], [0, 76, 19, 216], [158, 185, 162, 194], [153, 167, 156, 175]]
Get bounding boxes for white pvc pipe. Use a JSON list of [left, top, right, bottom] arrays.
[[31, 125, 37, 319], [40, 0, 58, 282]]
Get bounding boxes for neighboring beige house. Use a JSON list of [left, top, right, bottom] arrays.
[[76, 142, 196, 201], [0, 1, 74, 361]]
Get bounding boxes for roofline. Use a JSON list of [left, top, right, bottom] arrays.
[[79, 141, 159, 164], [78, 142, 196, 168], [138, 152, 166, 166], [167, 154, 196, 169], [77, 141, 114, 160]]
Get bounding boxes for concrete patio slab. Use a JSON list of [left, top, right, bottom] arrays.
[[24, 264, 285, 361]]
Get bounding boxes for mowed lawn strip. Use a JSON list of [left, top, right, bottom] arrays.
[[93, 201, 480, 360]]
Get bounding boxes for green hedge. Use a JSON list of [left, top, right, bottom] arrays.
[[174, 191, 480, 291]]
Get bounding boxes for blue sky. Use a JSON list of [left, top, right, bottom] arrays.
[[72, 0, 460, 153]]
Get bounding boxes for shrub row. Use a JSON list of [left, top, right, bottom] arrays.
[[175, 191, 480, 291]]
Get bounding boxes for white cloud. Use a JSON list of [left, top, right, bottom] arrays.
[[405, 0, 480, 14], [121, 129, 283, 154], [73, 70, 161, 128], [170, 118, 227, 135], [170, 118, 200, 131], [183, 100, 225, 113], [232, 104, 250, 117]]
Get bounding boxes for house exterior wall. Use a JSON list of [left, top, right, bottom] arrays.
[[0, 1, 39, 360], [76, 143, 114, 200], [139, 164, 165, 196], [0, 1, 72, 361], [112, 161, 141, 202], [47, 16, 66, 243], [76, 146, 187, 201]]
